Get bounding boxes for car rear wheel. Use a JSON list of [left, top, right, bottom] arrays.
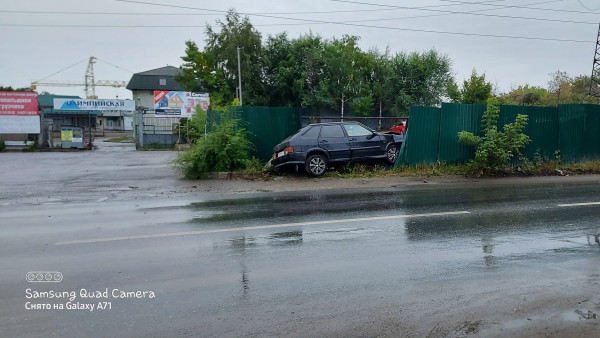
[[305, 154, 327, 176], [386, 144, 399, 164]]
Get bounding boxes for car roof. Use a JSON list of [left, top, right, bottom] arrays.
[[306, 121, 361, 127]]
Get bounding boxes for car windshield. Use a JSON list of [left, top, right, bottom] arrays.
[[343, 124, 373, 137]]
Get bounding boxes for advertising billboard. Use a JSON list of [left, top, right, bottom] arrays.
[[53, 98, 135, 111], [0, 91, 40, 133], [154, 91, 209, 118]]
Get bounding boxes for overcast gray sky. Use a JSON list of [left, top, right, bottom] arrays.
[[1, 0, 599, 100]]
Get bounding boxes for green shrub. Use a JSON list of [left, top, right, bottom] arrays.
[[458, 97, 531, 175], [178, 106, 207, 144], [22, 140, 38, 152], [244, 157, 265, 174], [0, 140, 5, 152], [175, 117, 252, 179]]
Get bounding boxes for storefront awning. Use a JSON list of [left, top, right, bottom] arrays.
[[42, 108, 102, 115]]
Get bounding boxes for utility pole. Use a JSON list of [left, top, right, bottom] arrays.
[[237, 46, 243, 106], [589, 21, 600, 97]]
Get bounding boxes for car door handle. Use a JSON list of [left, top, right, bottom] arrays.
[[349, 138, 357, 141], [319, 139, 328, 143]]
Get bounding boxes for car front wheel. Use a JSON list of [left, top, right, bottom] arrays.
[[386, 144, 399, 164], [305, 154, 327, 176]]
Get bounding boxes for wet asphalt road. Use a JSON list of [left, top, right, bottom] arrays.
[[1, 143, 600, 337]]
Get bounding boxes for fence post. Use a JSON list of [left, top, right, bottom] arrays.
[[138, 108, 144, 148]]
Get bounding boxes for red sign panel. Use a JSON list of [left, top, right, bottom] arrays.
[[154, 91, 168, 105], [0, 91, 39, 116]]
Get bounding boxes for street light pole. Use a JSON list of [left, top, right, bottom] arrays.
[[237, 46, 243, 106]]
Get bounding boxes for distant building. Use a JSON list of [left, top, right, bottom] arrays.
[[38, 94, 101, 148], [126, 66, 184, 113], [126, 66, 207, 147]]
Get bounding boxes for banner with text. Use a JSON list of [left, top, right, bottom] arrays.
[[53, 98, 135, 111], [154, 91, 209, 118], [0, 91, 40, 133], [0, 91, 39, 116]]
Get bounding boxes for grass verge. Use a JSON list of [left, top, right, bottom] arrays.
[[326, 160, 600, 179], [176, 151, 600, 180], [104, 136, 134, 143]]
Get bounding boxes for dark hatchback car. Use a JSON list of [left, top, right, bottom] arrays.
[[272, 122, 404, 176]]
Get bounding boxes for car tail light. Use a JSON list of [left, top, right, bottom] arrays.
[[284, 146, 294, 155]]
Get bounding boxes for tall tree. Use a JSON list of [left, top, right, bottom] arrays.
[[451, 69, 492, 104], [369, 48, 390, 123], [0, 86, 31, 92], [322, 35, 362, 117], [263, 33, 304, 107], [178, 12, 458, 114], [546, 70, 572, 105], [498, 85, 547, 106], [205, 9, 266, 105], [296, 34, 332, 112], [176, 40, 230, 107], [384, 50, 454, 115], [569, 75, 598, 104]]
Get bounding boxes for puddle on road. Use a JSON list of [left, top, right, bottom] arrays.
[[587, 233, 600, 246], [227, 231, 304, 249], [562, 309, 599, 321], [183, 187, 600, 271], [187, 191, 409, 224], [268, 231, 303, 246]]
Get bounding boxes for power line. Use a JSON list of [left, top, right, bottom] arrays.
[[576, 0, 600, 12], [3, 0, 578, 26], [437, 0, 597, 15], [5, 0, 590, 26], [1, 1, 592, 43], [112, 0, 597, 43], [0, 24, 209, 28], [332, 3, 596, 25], [115, 0, 591, 28], [331, 0, 596, 21], [5, 20, 590, 42], [0, 1, 495, 17], [255, 0, 594, 26], [0, 7, 429, 16], [0, 0, 510, 17], [0, 10, 219, 16]]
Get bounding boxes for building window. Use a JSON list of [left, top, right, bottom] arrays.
[[159, 78, 167, 86]]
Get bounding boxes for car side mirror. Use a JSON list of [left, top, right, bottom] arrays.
[[366, 132, 377, 140]]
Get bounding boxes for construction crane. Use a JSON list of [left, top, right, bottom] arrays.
[[31, 56, 129, 99]]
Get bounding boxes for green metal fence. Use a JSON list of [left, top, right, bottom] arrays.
[[399, 103, 600, 166], [559, 104, 600, 164], [397, 106, 441, 165], [205, 103, 600, 165], [500, 105, 558, 162], [207, 106, 302, 161], [438, 103, 486, 163]]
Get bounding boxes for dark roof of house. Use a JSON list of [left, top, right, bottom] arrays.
[[37, 94, 81, 107], [126, 66, 184, 91]]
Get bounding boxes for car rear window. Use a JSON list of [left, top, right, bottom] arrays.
[[302, 126, 321, 138], [320, 125, 345, 138]]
